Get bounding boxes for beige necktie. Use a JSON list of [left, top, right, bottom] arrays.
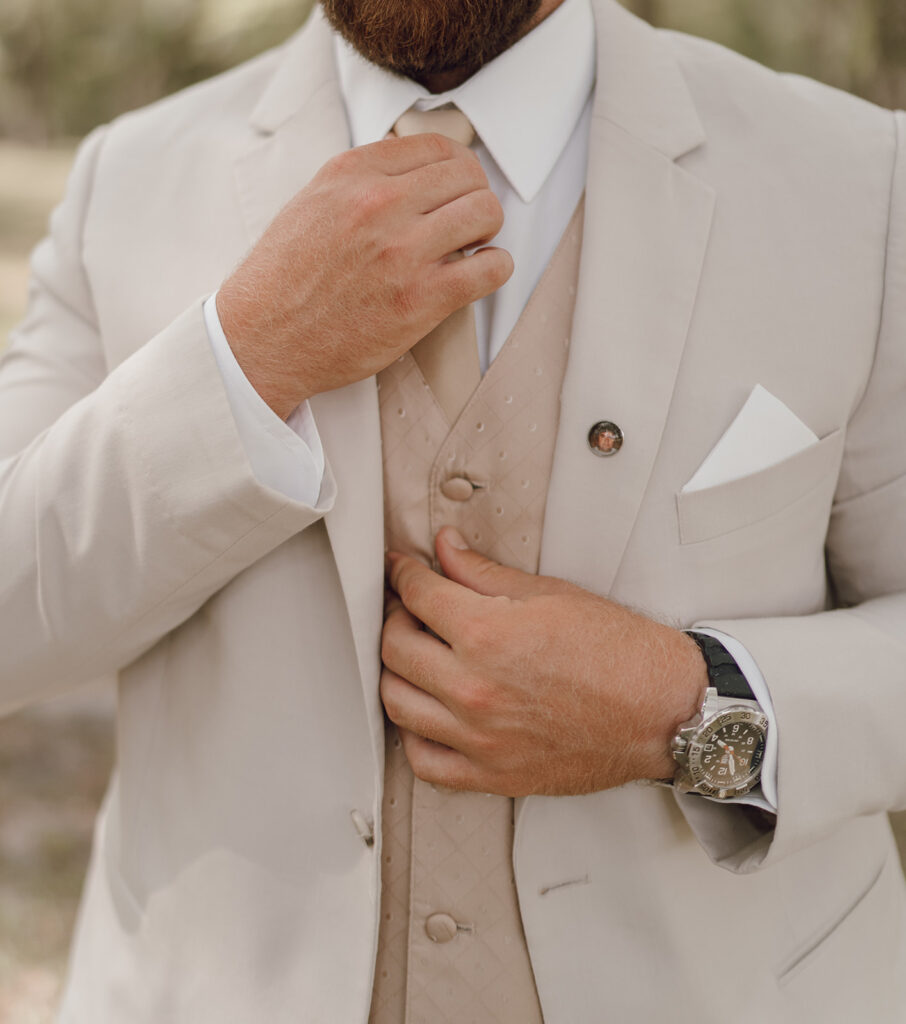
[[392, 106, 482, 424]]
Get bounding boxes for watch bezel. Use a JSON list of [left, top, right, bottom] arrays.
[[684, 706, 768, 799]]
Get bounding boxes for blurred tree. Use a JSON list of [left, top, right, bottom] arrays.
[[872, 0, 906, 105], [626, 0, 899, 108], [0, 0, 315, 141]]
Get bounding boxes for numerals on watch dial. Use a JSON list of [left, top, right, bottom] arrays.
[[686, 708, 768, 798], [700, 722, 764, 785]]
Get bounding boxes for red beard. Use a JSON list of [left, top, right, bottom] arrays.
[[322, 0, 544, 87]]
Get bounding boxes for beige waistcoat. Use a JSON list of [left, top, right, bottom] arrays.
[[369, 201, 584, 1023]]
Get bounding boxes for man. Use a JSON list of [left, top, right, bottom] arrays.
[[1, 0, 905, 1020]]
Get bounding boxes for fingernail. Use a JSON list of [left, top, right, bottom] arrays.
[[443, 527, 470, 551]]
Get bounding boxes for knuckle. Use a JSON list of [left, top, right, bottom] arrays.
[[425, 132, 455, 161], [458, 677, 491, 716], [397, 563, 426, 604], [491, 249, 515, 287], [379, 677, 399, 718], [455, 154, 488, 191], [410, 757, 435, 785], [379, 666, 399, 698], [470, 189, 502, 229], [444, 270, 475, 310], [401, 735, 429, 775], [384, 698, 405, 727], [458, 615, 492, 655], [380, 629, 397, 667], [376, 238, 402, 267], [354, 181, 395, 221], [385, 704, 407, 731], [325, 147, 359, 177], [480, 188, 504, 217]]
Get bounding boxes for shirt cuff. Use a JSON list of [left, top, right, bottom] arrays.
[[690, 627, 779, 813], [203, 293, 328, 508]]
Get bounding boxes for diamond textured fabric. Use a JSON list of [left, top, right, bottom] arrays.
[[369, 199, 584, 1023]]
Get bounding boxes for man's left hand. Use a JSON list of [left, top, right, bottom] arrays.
[[382, 527, 708, 797]]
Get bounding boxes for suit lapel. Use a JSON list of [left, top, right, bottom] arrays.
[[232, 9, 386, 771], [539, 0, 716, 597], [228, 0, 717, 777], [233, 9, 351, 244]]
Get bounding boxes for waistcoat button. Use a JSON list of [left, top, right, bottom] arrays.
[[441, 476, 475, 501], [425, 913, 459, 944], [588, 420, 624, 457]]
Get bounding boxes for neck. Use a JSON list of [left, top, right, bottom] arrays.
[[421, 0, 569, 93]]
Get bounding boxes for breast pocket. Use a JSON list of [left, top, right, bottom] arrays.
[[676, 428, 845, 545]]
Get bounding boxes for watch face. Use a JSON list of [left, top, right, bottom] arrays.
[[687, 708, 768, 799]]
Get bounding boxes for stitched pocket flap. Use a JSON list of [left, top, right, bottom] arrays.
[[676, 428, 844, 545]]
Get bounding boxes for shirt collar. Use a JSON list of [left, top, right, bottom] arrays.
[[333, 0, 595, 203]]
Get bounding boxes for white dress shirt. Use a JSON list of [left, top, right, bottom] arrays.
[[204, 0, 778, 810]]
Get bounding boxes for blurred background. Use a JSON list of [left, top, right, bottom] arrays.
[[1, 1, 906, 1020]]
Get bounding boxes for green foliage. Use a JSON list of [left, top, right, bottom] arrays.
[[0, 0, 315, 141], [624, 0, 901, 107], [0, 0, 904, 142]]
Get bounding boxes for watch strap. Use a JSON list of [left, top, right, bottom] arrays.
[[686, 632, 754, 702]]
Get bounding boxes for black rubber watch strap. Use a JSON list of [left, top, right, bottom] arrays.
[[686, 632, 754, 701]]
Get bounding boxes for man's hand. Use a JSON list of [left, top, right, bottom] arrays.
[[217, 134, 513, 420], [381, 527, 708, 797]]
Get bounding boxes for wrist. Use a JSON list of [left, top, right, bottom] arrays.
[[216, 285, 309, 421], [669, 633, 769, 799], [642, 628, 709, 782]]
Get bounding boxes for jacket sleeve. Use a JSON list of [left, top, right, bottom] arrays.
[[677, 109, 906, 873], [0, 128, 335, 716]]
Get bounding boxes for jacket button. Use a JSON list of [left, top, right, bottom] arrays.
[[441, 476, 475, 501], [349, 809, 374, 847], [588, 420, 624, 457], [425, 913, 459, 943]]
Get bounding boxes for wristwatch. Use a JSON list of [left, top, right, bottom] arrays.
[[670, 633, 768, 799]]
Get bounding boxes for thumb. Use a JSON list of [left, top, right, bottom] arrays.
[[434, 526, 558, 600]]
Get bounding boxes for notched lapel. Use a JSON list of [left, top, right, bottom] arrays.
[[540, 1, 716, 598], [232, 9, 351, 247]]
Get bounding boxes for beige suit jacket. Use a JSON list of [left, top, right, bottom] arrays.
[[2, 2, 906, 1020]]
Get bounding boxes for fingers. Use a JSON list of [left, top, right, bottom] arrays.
[[356, 132, 477, 176], [402, 155, 490, 215], [423, 189, 505, 261], [435, 527, 570, 600], [381, 600, 459, 704], [380, 669, 465, 750], [427, 247, 514, 315], [387, 553, 483, 645], [397, 728, 484, 792]]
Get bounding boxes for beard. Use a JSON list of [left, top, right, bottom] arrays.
[[321, 0, 545, 86]]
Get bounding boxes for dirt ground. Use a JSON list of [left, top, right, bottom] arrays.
[[2, 140, 906, 1023]]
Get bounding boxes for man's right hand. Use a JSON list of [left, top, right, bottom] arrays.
[[217, 133, 514, 420]]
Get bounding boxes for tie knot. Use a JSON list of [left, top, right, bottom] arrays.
[[392, 105, 476, 148]]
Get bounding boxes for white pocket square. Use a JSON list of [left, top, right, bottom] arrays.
[[682, 384, 819, 493]]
